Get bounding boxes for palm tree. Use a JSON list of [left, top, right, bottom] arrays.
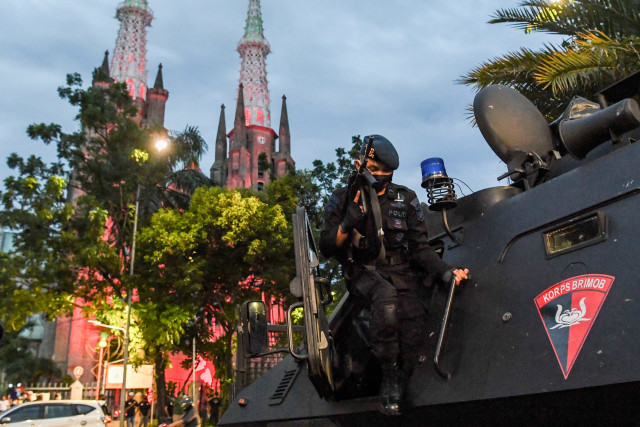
[[460, 0, 640, 120], [143, 125, 212, 214]]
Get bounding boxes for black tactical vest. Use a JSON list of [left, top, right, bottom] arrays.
[[381, 184, 410, 262]]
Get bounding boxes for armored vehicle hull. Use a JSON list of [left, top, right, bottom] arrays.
[[220, 75, 640, 426]]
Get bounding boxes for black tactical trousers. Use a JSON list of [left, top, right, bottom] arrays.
[[351, 268, 428, 377], [396, 288, 429, 378], [351, 269, 399, 365]]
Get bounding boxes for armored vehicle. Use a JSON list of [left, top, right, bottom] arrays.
[[220, 71, 640, 426]]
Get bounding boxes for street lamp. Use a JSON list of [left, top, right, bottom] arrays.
[[96, 336, 107, 401], [88, 319, 126, 333], [117, 138, 169, 427], [192, 337, 197, 407], [118, 183, 140, 427], [88, 320, 126, 402]]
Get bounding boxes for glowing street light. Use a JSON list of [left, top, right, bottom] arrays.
[[155, 138, 168, 152], [97, 335, 108, 401], [88, 320, 125, 402]]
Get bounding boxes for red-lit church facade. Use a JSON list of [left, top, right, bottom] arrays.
[[50, 0, 293, 409]]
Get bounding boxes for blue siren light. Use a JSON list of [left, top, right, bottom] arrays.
[[420, 157, 457, 211], [421, 157, 448, 188]]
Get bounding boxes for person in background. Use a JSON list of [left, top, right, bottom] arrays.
[[0, 396, 9, 412], [138, 394, 151, 427], [160, 396, 200, 427], [207, 393, 220, 426], [124, 391, 137, 427], [173, 392, 185, 417], [164, 395, 174, 421]]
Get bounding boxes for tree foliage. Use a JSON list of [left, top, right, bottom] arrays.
[[0, 331, 62, 384], [0, 71, 207, 400], [0, 155, 76, 329], [136, 186, 293, 406], [0, 72, 207, 331], [309, 136, 362, 219], [263, 136, 363, 311], [460, 0, 640, 119]]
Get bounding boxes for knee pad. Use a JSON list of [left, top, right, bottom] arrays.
[[381, 301, 398, 329]]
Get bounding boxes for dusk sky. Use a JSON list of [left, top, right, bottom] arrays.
[[0, 0, 562, 195]]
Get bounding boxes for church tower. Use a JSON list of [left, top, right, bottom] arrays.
[[107, 0, 168, 128], [145, 63, 169, 128], [238, 0, 271, 128], [110, 0, 153, 103], [214, 0, 294, 191]]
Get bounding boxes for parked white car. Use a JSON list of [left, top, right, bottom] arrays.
[[0, 400, 107, 426]]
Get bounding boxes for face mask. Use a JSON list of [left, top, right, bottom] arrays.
[[372, 173, 392, 191]]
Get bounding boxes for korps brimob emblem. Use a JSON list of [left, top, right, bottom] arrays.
[[534, 274, 614, 379]]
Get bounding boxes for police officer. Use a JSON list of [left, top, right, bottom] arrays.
[[320, 135, 469, 415]]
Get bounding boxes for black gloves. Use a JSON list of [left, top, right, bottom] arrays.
[[440, 269, 455, 284], [340, 200, 365, 234], [440, 267, 470, 285]]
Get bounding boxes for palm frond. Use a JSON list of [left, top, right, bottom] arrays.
[[535, 32, 640, 95], [169, 126, 208, 170], [491, 2, 586, 36], [459, 46, 569, 119], [491, 0, 640, 37], [167, 168, 212, 196], [458, 47, 544, 90], [462, 0, 640, 121]]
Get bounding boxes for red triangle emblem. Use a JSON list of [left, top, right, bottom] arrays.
[[534, 274, 614, 379]]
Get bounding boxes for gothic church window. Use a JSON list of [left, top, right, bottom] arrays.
[[232, 152, 239, 170]]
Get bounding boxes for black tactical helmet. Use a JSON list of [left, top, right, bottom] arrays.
[[180, 396, 193, 411], [360, 135, 399, 170]]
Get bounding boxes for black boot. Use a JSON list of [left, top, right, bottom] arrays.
[[379, 364, 403, 416]]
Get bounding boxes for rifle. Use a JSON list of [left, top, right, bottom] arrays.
[[341, 135, 385, 264], [342, 136, 376, 216]]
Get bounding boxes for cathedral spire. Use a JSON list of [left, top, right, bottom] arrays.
[[240, 0, 269, 44], [237, 0, 271, 128], [110, 0, 153, 101], [211, 104, 228, 186], [100, 50, 110, 75], [92, 50, 111, 85], [279, 95, 290, 155], [216, 104, 227, 161], [233, 84, 248, 149], [146, 63, 169, 127], [153, 63, 164, 90]]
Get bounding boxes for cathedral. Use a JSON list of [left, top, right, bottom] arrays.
[[49, 0, 292, 389], [95, 0, 294, 191], [211, 0, 295, 191]]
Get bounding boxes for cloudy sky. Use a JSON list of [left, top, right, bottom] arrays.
[[0, 0, 561, 195]]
